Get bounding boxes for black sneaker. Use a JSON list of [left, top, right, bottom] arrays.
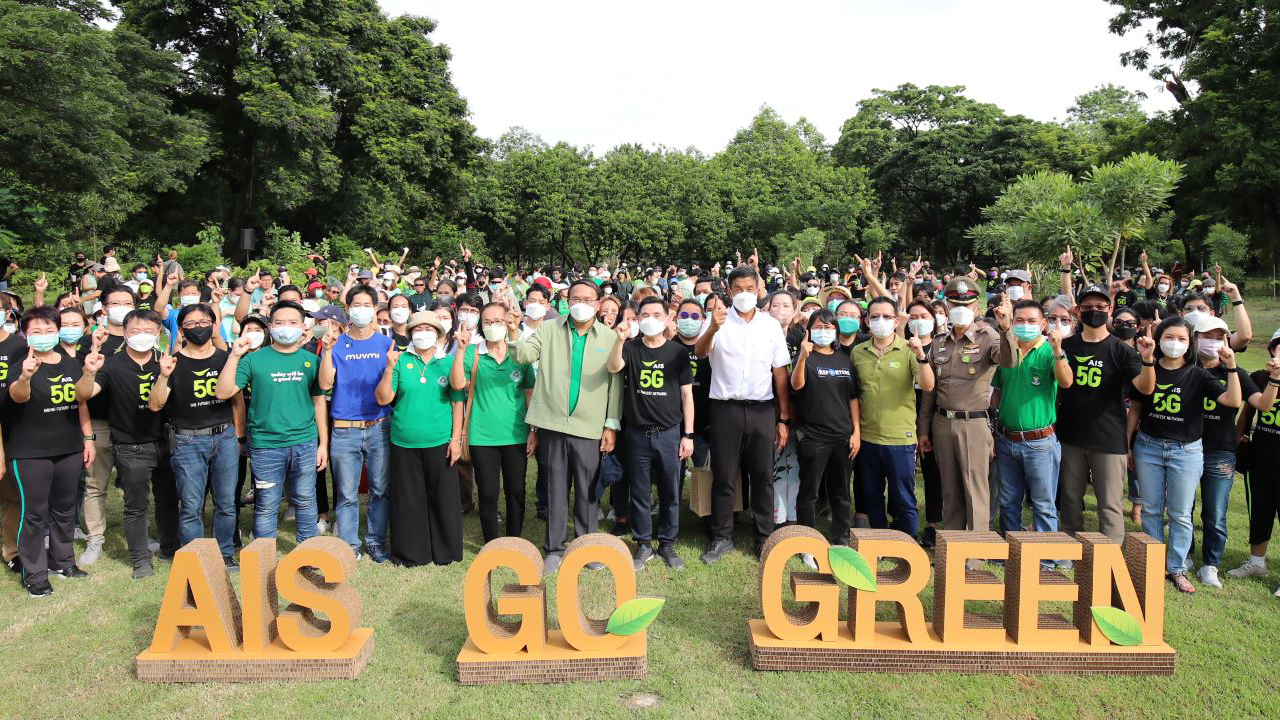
[[26, 580, 53, 597], [132, 563, 154, 580], [536, 509, 548, 521], [223, 555, 240, 573], [657, 544, 684, 571], [700, 538, 733, 565], [5, 557, 20, 574], [921, 526, 937, 549], [610, 520, 629, 537], [367, 545, 389, 564], [50, 565, 88, 579], [632, 544, 654, 571]]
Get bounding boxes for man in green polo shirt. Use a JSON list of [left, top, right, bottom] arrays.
[[852, 297, 935, 539], [991, 299, 1073, 537]]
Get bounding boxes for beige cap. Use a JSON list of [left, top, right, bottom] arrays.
[[406, 310, 444, 334]]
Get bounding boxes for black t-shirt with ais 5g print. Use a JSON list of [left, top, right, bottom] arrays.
[[1131, 362, 1220, 443], [8, 354, 83, 459]]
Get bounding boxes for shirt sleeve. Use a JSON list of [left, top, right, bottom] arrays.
[[1118, 341, 1143, 382], [908, 350, 919, 382], [677, 347, 693, 386], [770, 326, 791, 368], [1238, 368, 1261, 401], [991, 367, 1005, 389], [309, 360, 324, 397], [234, 353, 252, 392], [390, 356, 400, 396], [848, 362, 862, 399], [462, 345, 475, 383]]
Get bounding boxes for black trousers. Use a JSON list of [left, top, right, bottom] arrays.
[[14, 454, 80, 586], [114, 440, 179, 569], [797, 438, 852, 545], [707, 400, 776, 545], [921, 447, 943, 524], [541, 429, 601, 556], [470, 443, 527, 542], [389, 443, 462, 566], [1246, 468, 1280, 546]]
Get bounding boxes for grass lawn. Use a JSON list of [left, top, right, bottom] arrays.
[[4, 287, 1280, 720]]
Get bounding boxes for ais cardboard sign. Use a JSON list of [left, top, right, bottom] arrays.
[[457, 533, 664, 684], [749, 526, 1175, 674], [135, 537, 373, 682]]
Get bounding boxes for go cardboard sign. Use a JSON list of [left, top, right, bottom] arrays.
[[749, 526, 1175, 674]]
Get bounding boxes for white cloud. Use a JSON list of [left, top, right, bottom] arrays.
[[381, 0, 1174, 152]]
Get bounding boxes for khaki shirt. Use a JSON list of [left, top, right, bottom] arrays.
[[917, 318, 1009, 435]]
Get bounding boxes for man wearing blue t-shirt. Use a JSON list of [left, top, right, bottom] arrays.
[[319, 285, 394, 562]]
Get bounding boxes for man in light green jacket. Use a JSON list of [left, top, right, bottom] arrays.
[[509, 279, 621, 575]]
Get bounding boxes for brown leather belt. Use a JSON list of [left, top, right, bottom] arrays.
[[1002, 425, 1054, 442], [332, 417, 386, 429]]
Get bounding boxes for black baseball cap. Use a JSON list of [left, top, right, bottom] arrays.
[[1076, 284, 1110, 305]]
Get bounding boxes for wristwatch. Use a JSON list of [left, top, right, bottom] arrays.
[[83, 434, 96, 441], [779, 418, 792, 426], [682, 431, 695, 439]]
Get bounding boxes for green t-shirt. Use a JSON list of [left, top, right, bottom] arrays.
[[463, 345, 536, 446], [235, 346, 322, 449], [992, 341, 1059, 431], [851, 336, 921, 445], [390, 351, 463, 448]]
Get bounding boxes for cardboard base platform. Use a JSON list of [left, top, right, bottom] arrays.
[[747, 620, 1175, 675], [136, 628, 374, 682], [456, 630, 647, 685]]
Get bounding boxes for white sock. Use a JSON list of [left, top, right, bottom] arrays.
[[1248, 555, 1266, 568]]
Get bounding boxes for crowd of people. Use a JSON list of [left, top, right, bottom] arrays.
[[0, 243, 1277, 601]]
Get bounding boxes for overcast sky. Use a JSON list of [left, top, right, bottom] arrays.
[[380, 0, 1174, 153]]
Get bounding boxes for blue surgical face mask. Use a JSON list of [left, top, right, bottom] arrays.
[[827, 299, 845, 313], [677, 317, 702, 338], [27, 333, 58, 352], [837, 316, 860, 335], [811, 328, 837, 346], [58, 327, 84, 345], [270, 326, 303, 345], [1013, 323, 1042, 342]]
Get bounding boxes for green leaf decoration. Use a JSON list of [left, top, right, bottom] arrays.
[[606, 597, 665, 636], [1090, 606, 1143, 646], [828, 546, 877, 592]]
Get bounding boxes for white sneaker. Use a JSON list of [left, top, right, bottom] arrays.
[[79, 538, 104, 566], [316, 517, 330, 535], [74, 527, 87, 541], [800, 553, 818, 570], [147, 538, 160, 553], [1198, 565, 1222, 589], [1228, 559, 1267, 578], [1274, 584, 1280, 599]]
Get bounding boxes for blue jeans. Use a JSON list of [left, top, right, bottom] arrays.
[[251, 439, 319, 543], [996, 433, 1061, 535], [1133, 431, 1202, 575], [171, 425, 240, 558], [1199, 450, 1235, 567], [329, 422, 391, 552], [855, 443, 918, 539], [626, 425, 682, 545]]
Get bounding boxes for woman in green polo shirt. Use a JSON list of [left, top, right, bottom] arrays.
[[375, 311, 464, 566], [450, 302, 536, 542]]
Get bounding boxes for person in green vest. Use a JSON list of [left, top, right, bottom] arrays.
[[375, 311, 464, 567], [450, 302, 537, 542], [990, 298, 1073, 542]]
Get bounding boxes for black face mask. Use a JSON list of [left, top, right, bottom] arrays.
[[1113, 324, 1138, 340], [1080, 310, 1108, 329], [182, 325, 213, 346]]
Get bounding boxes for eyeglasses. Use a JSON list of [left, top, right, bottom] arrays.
[[1080, 303, 1109, 312], [181, 321, 212, 329], [678, 311, 702, 320]]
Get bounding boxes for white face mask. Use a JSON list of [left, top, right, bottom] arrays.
[[639, 316, 665, 337], [438, 316, 453, 333], [804, 286, 819, 297], [126, 333, 157, 352], [412, 331, 437, 350], [948, 306, 974, 328], [569, 303, 596, 322], [243, 331, 265, 349], [108, 305, 132, 325], [934, 313, 947, 329], [1160, 339, 1188, 358], [627, 322, 639, 338], [483, 324, 506, 343], [1006, 285, 1025, 301], [2, 322, 14, 335], [524, 303, 547, 320], [1182, 310, 1207, 330], [868, 317, 896, 339], [1197, 338, 1223, 357], [909, 317, 935, 337], [732, 291, 756, 313], [179, 295, 199, 307], [349, 305, 375, 327], [458, 311, 480, 329], [1157, 282, 1170, 294], [390, 307, 411, 324], [1047, 318, 1074, 338]]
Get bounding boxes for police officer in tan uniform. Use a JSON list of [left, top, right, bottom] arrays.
[[918, 277, 1012, 537]]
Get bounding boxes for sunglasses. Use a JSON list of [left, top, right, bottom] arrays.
[[1113, 320, 1138, 329], [678, 311, 703, 320]]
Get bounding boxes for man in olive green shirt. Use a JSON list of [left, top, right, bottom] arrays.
[[852, 297, 934, 539], [510, 279, 621, 576], [991, 299, 1073, 537]]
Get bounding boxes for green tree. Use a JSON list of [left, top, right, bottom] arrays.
[[0, 0, 207, 264], [118, 0, 481, 260], [1065, 84, 1148, 161], [1108, 1, 1280, 264], [772, 227, 827, 271], [1202, 222, 1248, 278]]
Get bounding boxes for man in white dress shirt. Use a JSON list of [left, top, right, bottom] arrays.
[[695, 264, 792, 563]]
